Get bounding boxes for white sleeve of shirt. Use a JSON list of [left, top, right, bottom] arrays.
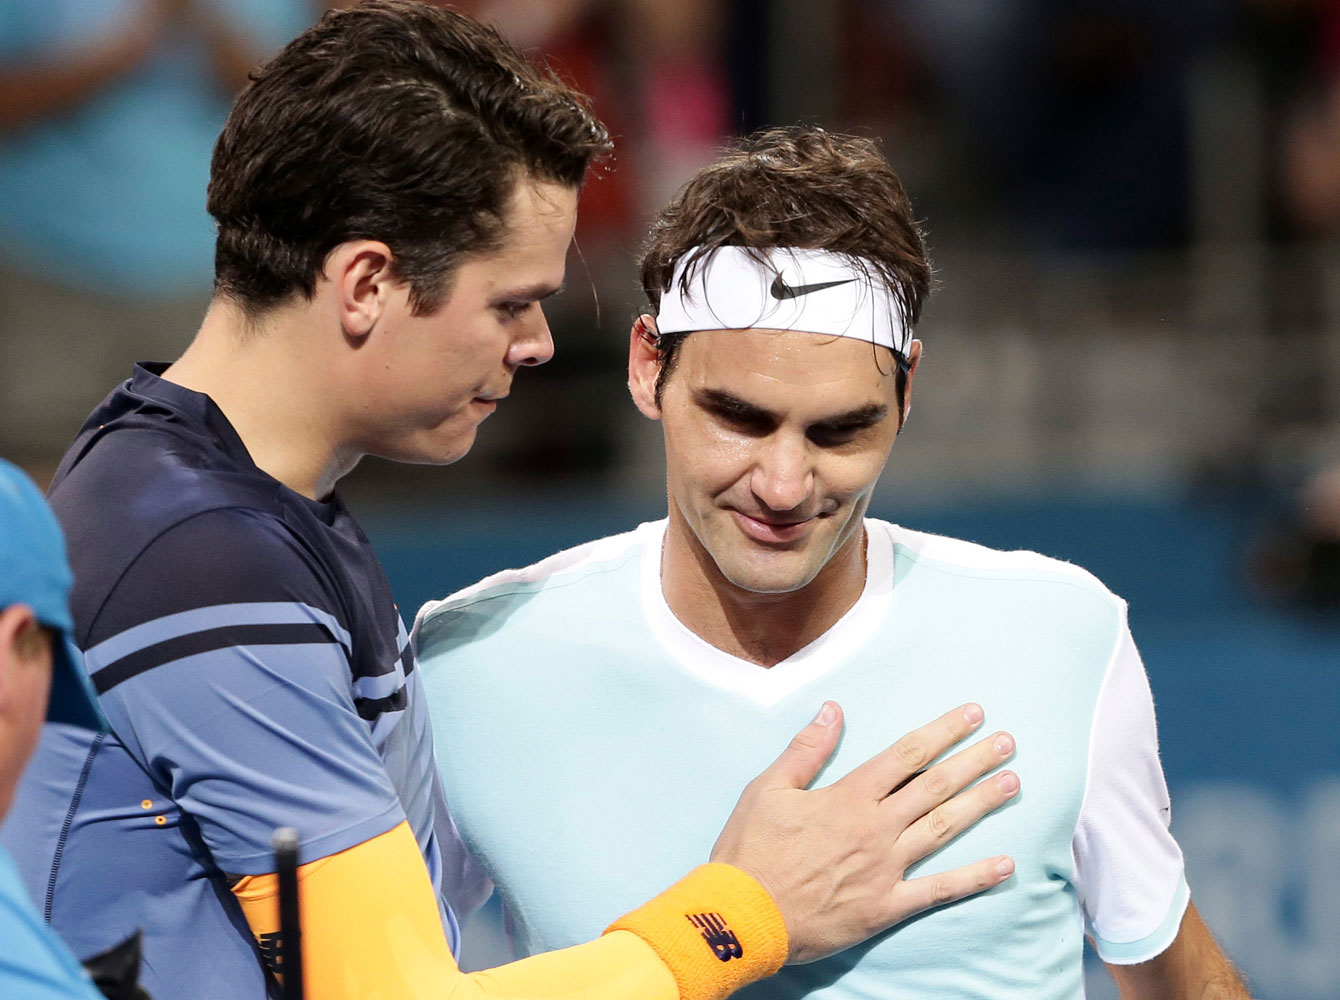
[[1071, 607, 1190, 965]]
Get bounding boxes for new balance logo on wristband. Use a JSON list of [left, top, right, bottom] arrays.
[[687, 912, 744, 962]]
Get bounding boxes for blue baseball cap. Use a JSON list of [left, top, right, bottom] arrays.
[[0, 459, 106, 731]]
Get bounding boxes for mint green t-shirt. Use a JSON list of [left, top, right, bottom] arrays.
[[415, 519, 1188, 1000]]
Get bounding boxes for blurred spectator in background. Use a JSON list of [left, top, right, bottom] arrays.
[[1270, 0, 1340, 233], [1298, 463, 1340, 603], [0, 1, 312, 465], [619, 0, 732, 215], [886, 0, 1224, 251], [1255, 461, 1340, 608]]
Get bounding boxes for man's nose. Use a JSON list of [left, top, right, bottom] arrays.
[[507, 309, 555, 368], [750, 435, 813, 513]]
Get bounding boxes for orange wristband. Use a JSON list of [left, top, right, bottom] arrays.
[[605, 863, 788, 1000]]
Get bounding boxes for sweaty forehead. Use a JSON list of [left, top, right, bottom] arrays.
[[673, 328, 899, 398]]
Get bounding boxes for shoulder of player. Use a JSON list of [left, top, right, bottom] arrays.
[[51, 418, 294, 549], [870, 517, 1124, 610], [50, 415, 300, 581], [413, 521, 654, 634], [52, 416, 351, 624], [81, 504, 348, 653], [129, 503, 322, 569]]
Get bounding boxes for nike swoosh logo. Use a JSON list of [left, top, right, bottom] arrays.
[[769, 275, 856, 300]]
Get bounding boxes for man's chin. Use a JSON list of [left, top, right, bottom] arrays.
[[374, 429, 477, 467], [719, 560, 821, 597]]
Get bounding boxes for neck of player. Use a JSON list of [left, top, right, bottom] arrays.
[[163, 297, 361, 502], [660, 516, 868, 667]]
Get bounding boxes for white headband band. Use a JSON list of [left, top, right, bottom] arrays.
[[654, 246, 911, 356]]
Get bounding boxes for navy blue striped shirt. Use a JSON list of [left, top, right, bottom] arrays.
[[2, 365, 489, 1000]]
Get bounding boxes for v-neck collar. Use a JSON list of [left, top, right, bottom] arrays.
[[639, 519, 896, 706]]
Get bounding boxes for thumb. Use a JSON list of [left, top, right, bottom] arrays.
[[758, 701, 843, 790]]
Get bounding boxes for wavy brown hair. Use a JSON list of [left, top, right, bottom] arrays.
[[640, 127, 930, 407], [209, 0, 611, 316]]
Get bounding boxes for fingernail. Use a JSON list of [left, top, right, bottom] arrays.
[[997, 857, 1015, 877], [814, 702, 837, 726], [997, 771, 1019, 795], [994, 732, 1014, 755], [962, 703, 983, 725]]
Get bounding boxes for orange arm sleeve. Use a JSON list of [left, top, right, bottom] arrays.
[[231, 820, 786, 1000]]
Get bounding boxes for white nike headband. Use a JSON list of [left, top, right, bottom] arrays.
[[654, 246, 912, 357]]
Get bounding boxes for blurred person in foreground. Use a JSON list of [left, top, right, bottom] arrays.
[[414, 127, 1252, 1000], [0, 460, 108, 999], [0, 4, 1022, 999]]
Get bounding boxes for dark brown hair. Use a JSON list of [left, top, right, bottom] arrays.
[[640, 127, 930, 406], [208, 0, 611, 316]]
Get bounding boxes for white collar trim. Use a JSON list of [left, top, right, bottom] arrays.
[[639, 519, 895, 706]]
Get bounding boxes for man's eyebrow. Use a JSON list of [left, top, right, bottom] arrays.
[[810, 403, 889, 430], [694, 390, 888, 430], [695, 388, 775, 422], [491, 281, 564, 303]]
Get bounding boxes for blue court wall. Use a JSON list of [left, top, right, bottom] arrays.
[[363, 491, 1340, 1000]]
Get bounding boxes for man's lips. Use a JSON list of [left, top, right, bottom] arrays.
[[473, 390, 509, 413], [731, 509, 815, 543]]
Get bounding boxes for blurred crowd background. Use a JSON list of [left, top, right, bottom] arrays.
[[2, 2, 1338, 998]]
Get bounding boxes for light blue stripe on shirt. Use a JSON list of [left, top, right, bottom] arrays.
[[83, 602, 353, 670]]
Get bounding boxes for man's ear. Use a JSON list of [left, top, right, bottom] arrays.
[[899, 339, 923, 429], [628, 314, 663, 420], [0, 605, 39, 712], [324, 241, 398, 341]]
